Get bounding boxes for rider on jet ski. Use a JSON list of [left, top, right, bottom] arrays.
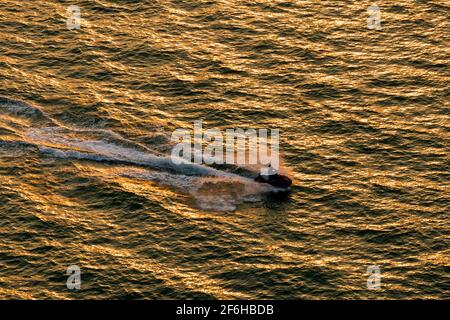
[[260, 164, 278, 181], [255, 164, 292, 189]]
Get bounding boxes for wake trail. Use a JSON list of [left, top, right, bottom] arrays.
[[0, 97, 277, 210], [25, 127, 241, 178]]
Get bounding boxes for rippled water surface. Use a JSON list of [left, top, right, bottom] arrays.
[[0, 0, 449, 299]]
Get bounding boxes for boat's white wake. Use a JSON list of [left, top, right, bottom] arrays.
[[0, 98, 278, 211]]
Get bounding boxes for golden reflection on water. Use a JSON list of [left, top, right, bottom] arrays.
[[0, 0, 448, 299]]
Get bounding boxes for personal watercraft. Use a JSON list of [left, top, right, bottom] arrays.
[[254, 173, 292, 189]]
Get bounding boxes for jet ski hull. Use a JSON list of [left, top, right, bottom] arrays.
[[255, 174, 292, 189]]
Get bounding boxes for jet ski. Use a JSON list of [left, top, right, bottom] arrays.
[[255, 173, 292, 189]]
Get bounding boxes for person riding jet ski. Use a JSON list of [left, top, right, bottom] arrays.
[[255, 164, 292, 189]]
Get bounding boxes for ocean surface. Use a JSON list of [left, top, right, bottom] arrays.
[[0, 0, 448, 299]]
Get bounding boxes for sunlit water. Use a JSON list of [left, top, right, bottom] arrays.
[[0, 0, 448, 299]]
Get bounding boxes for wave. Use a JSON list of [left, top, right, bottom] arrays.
[[0, 97, 58, 127]]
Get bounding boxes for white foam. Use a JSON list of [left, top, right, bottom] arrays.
[[26, 127, 235, 177], [117, 168, 269, 211], [0, 98, 280, 211]]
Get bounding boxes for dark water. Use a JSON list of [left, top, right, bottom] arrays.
[[0, 1, 449, 299]]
